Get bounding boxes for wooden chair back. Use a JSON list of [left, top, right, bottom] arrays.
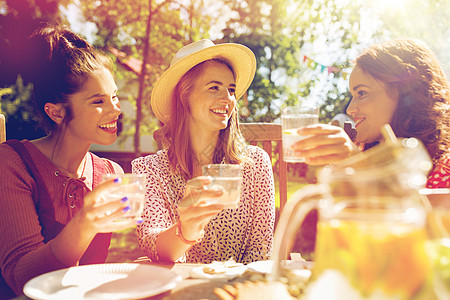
[[0, 114, 5, 143], [240, 123, 288, 215]]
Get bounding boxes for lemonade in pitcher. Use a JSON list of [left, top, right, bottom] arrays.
[[271, 135, 437, 299], [313, 201, 432, 299]]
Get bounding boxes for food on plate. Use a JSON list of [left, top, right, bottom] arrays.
[[202, 260, 244, 275], [189, 259, 247, 280]]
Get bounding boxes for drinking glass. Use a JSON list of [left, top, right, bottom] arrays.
[[201, 164, 243, 209], [101, 173, 145, 222], [281, 106, 319, 163]]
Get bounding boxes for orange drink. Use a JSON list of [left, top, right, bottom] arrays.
[[271, 138, 435, 299], [313, 204, 432, 299]]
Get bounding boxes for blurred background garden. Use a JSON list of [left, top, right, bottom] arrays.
[[1, 0, 449, 262]]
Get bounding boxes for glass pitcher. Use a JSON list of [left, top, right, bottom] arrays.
[[271, 137, 435, 299]]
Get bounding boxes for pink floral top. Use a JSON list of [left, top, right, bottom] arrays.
[[426, 153, 450, 188], [131, 145, 275, 264]]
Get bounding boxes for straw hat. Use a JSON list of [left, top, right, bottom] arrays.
[[151, 39, 256, 123]]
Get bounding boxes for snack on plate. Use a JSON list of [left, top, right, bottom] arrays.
[[203, 264, 226, 275], [190, 259, 247, 280], [202, 260, 244, 275]]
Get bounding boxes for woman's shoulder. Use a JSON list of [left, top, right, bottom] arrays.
[[0, 139, 43, 164], [434, 152, 450, 169], [0, 141, 23, 162], [426, 152, 450, 188], [244, 144, 270, 162], [437, 152, 450, 170], [132, 149, 169, 171], [0, 140, 51, 180]]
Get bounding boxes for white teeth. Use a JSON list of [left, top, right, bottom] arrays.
[[211, 109, 227, 114], [99, 121, 117, 129]]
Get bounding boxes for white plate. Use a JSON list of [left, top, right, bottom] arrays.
[[247, 260, 313, 277], [189, 262, 247, 281], [23, 263, 181, 300]]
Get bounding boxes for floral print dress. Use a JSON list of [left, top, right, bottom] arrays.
[[132, 145, 275, 264]]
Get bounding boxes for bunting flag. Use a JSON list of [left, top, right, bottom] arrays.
[[302, 55, 349, 80]]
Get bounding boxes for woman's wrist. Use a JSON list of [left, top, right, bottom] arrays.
[[175, 221, 202, 245]]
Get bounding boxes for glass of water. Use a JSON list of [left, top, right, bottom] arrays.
[[281, 106, 319, 163], [101, 173, 145, 222], [201, 164, 243, 209]]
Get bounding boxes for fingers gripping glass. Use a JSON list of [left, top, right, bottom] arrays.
[[100, 174, 145, 222], [179, 164, 243, 209]]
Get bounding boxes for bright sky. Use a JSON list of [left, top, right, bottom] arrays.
[[59, 2, 97, 44]]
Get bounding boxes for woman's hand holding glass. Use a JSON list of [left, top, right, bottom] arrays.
[[178, 176, 226, 242], [291, 123, 359, 165], [80, 177, 138, 233]]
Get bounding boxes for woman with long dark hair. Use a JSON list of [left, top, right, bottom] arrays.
[[293, 39, 450, 188], [0, 24, 135, 297]]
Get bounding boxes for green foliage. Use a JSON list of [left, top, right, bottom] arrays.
[[107, 227, 144, 263], [221, 0, 368, 123], [78, 0, 213, 153], [0, 76, 45, 139], [78, 0, 373, 130], [76, 0, 383, 136], [79, 0, 212, 106], [0, 0, 65, 140]]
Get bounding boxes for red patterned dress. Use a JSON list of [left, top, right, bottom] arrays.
[[426, 153, 450, 188], [132, 145, 275, 264]]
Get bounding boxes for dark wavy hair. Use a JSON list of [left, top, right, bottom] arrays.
[[355, 39, 450, 161], [154, 59, 247, 179], [25, 24, 114, 133]]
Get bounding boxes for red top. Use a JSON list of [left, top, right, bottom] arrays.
[[0, 140, 122, 295], [426, 153, 450, 188]]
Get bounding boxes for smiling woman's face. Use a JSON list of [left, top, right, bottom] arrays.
[[187, 60, 236, 135], [346, 66, 399, 144]]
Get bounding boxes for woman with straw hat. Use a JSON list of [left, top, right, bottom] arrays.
[[132, 39, 275, 263]]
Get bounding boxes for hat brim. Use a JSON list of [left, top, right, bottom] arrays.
[[151, 43, 256, 123]]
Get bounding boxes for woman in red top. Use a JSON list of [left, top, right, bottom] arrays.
[[292, 39, 450, 188], [0, 24, 136, 297]]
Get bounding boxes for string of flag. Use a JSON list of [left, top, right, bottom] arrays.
[[302, 55, 350, 80]]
